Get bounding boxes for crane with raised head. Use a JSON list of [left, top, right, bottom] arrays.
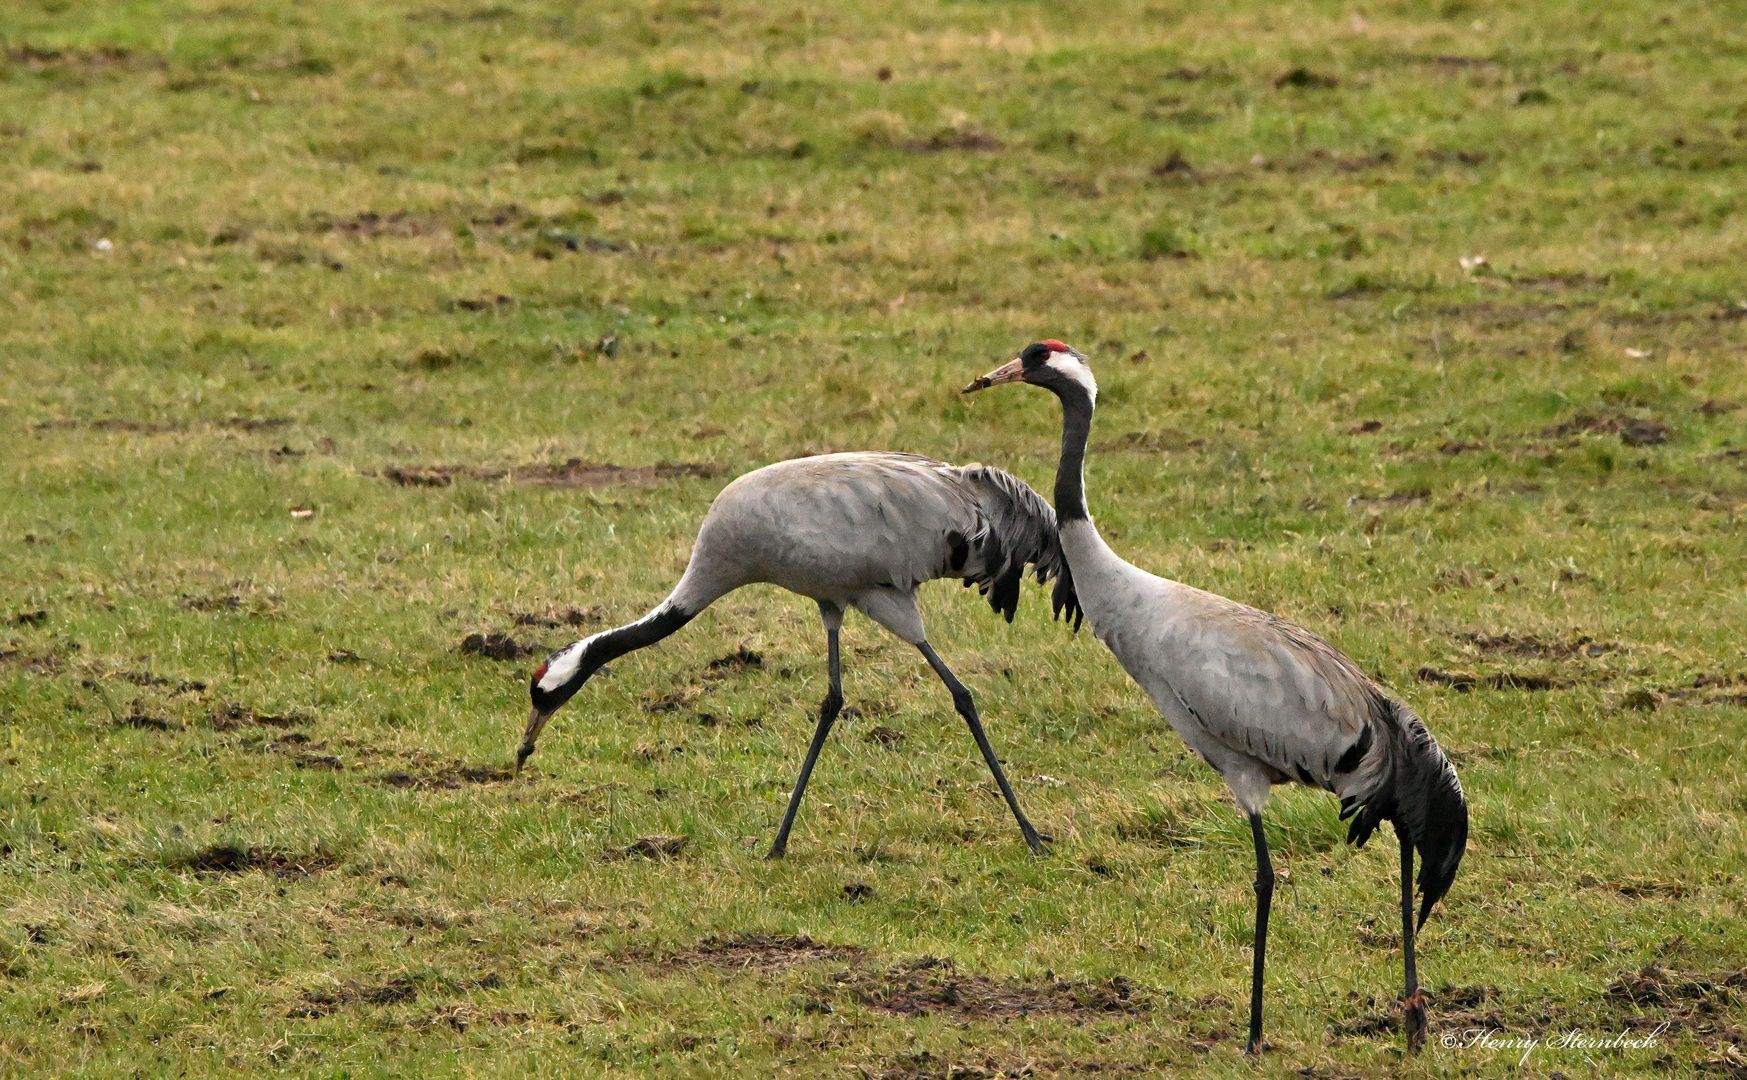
[[963, 341, 1466, 1053]]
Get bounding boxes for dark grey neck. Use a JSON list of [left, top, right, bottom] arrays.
[[1053, 386, 1094, 522]]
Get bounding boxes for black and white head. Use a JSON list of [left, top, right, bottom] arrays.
[[961, 340, 1097, 403], [519, 636, 598, 773]]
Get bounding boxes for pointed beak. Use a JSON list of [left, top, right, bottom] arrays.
[[516, 705, 551, 776], [961, 356, 1026, 394]]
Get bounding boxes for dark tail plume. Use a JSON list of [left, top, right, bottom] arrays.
[[956, 464, 1077, 628], [1341, 698, 1468, 928]]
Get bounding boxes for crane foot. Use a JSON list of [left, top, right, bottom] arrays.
[[1403, 987, 1427, 1053]]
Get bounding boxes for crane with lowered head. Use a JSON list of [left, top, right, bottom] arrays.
[[520, 451, 1081, 859]]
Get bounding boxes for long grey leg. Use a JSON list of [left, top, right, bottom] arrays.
[[1397, 823, 1427, 1052], [915, 641, 1046, 855], [767, 603, 844, 859], [1246, 812, 1274, 1055]]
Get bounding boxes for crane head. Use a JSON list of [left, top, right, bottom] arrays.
[[517, 638, 594, 774], [961, 340, 1096, 402]]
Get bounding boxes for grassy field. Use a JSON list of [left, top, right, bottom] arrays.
[[3, 0, 1746, 1075]]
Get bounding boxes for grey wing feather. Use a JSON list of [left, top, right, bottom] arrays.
[[690, 452, 1076, 627], [1159, 595, 1381, 786]]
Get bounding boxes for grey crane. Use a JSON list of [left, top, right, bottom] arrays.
[[520, 451, 1081, 858], [963, 341, 1466, 1054]]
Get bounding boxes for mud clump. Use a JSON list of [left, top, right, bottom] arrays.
[[658, 933, 863, 973], [170, 845, 335, 879], [378, 763, 512, 790], [210, 703, 305, 731], [1539, 412, 1671, 447], [114, 669, 209, 693], [605, 835, 690, 861], [643, 685, 709, 713], [379, 459, 725, 490], [1455, 632, 1616, 659], [1, 640, 79, 675], [115, 713, 177, 732], [289, 977, 417, 1018], [1415, 667, 1571, 692], [706, 646, 764, 674], [458, 633, 543, 660], [827, 958, 1146, 1020], [310, 210, 445, 239], [512, 607, 600, 629], [1607, 963, 1744, 1007]]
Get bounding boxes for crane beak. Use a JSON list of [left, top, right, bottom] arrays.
[[961, 356, 1026, 394], [515, 704, 551, 776]]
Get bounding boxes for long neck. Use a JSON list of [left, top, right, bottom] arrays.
[[1053, 385, 1095, 522], [586, 603, 693, 673]]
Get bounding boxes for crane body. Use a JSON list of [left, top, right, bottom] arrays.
[[965, 341, 1466, 1053], [521, 451, 1080, 859]]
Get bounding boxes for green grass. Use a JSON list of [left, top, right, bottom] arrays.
[[3, 0, 1746, 1075]]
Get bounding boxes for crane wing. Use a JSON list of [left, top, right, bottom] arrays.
[[1131, 584, 1384, 789], [697, 453, 1075, 625]]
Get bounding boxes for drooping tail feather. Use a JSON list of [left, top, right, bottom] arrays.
[[1340, 695, 1468, 928], [955, 464, 1079, 628]]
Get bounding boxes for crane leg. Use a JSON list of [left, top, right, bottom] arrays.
[[1246, 812, 1274, 1055], [768, 608, 844, 859], [1398, 825, 1426, 1052], [915, 642, 1047, 855]]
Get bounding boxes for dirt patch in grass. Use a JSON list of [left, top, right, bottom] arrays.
[[1114, 810, 1196, 849], [113, 669, 208, 693], [210, 703, 306, 730], [416, 1004, 536, 1033], [705, 646, 763, 677], [1454, 631, 1618, 659], [31, 416, 289, 435], [1333, 966, 1746, 1049], [1349, 487, 1430, 505], [378, 761, 513, 790], [1415, 667, 1573, 691], [643, 684, 710, 712], [1538, 412, 1671, 446], [903, 128, 1004, 153], [1579, 873, 1687, 900], [822, 957, 1146, 1020], [864, 725, 904, 748], [1609, 964, 1744, 1005], [169, 845, 336, 879], [866, 1051, 1146, 1079], [1638, 673, 1747, 709], [511, 607, 601, 629], [310, 210, 448, 239], [6, 43, 157, 69], [0, 642, 76, 675], [604, 831, 691, 856], [289, 977, 418, 1018], [114, 712, 178, 732], [377, 459, 725, 489], [458, 632, 544, 660], [655, 933, 864, 972]]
